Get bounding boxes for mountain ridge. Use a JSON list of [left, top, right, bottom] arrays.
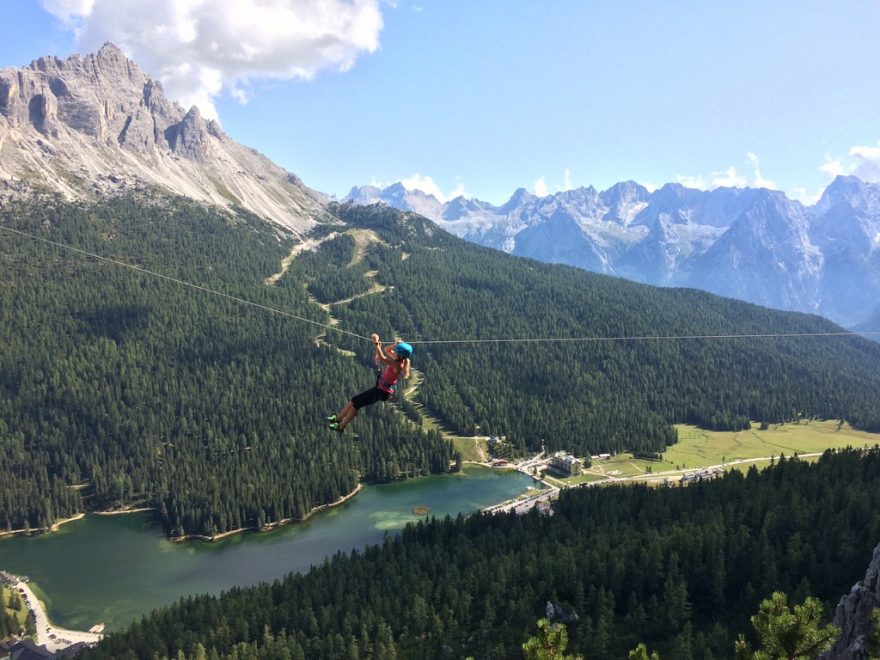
[[347, 176, 880, 329], [0, 43, 326, 232]]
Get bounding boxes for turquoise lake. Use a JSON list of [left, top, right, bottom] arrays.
[[0, 467, 537, 631]]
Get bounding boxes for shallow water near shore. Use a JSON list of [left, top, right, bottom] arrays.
[[0, 467, 536, 631]]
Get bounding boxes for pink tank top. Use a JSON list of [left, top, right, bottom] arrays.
[[377, 364, 400, 393]]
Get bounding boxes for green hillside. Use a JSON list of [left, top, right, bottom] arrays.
[[0, 196, 453, 537], [2, 195, 880, 538], [327, 202, 880, 454]]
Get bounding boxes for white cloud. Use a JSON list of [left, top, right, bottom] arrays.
[[743, 151, 777, 189], [752, 170, 777, 190], [819, 142, 880, 184], [400, 173, 443, 198], [850, 143, 880, 183], [41, 0, 385, 119], [447, 181, 468, 200], [788, 187, 823, 206], [676, 168, 751, 190], [399, 173, 466, 202], [710, 166, 747, 189], [531, 169, 573, 195], [41, 0, 95, 23], [561, 168, 573, 192], [820, 155, 848, 178], [675, 174, 707, 190], [533, 176, 549, 197], [677, 154, 777, 191]]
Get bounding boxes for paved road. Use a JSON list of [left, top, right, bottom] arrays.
[[482, 486, 560, 515], [604, 452, 825, 484], [477, 453, 560, 515], [481, 451, 825, 516]]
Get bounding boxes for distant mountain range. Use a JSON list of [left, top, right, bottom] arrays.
[[347, 178, 880, 330]]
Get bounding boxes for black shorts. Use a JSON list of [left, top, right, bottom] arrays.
[[351, 386, 391, 410]]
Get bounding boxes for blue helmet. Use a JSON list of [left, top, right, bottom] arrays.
[[393, 342, 413, 359]]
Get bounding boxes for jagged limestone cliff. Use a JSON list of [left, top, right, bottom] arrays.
[[0, 43, 326, 232], [824, 541, 880, 659]]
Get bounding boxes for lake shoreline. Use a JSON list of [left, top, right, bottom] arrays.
[[1, 571, 103, 652], [94, 507, 157, 516], [169, 483, 366, 543], [0, 465, 517, 545], [0, 513, 87, 540], [0, 485, 366, 545]]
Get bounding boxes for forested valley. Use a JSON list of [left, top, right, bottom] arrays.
[[2, 194, 880, 538], [82, 448, 880, 659]]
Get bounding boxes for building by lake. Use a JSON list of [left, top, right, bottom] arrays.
[[551, 452, 583, 476]]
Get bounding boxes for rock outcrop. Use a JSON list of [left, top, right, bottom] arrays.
[[0, 43, 327, 232], [824, 541, 880, 659]]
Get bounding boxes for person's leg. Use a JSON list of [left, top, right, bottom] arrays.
[[337, 388, 385, 430], [331, 388, 388, 432], [332, 392, 368, 431], [338, 404, 358, 430], [331, 401, 353, 421]]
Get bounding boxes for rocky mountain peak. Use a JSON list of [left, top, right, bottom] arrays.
[[600, 181, 650, 225], [0, 44, 326, 231], [603, 180, 649, 202], [557, 185, 600, 203], [170, 105, 209, 162], [97, 41, 126, 59], [383, 181, 408, 199], [817, 175, 880, 216], [442, 194, 491, 221], [344, 184, 382, 205], [651, 182, 688, 204], [498, 187, 534, 215]]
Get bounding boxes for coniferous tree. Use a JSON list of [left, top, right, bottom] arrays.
[[734, 592, 837, 660]]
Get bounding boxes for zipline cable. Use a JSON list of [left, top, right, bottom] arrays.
[[2, 223, 879, 345], [0, 224, 372, 343], [407, 330, 880, 345]]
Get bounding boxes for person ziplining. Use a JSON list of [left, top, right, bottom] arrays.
[[327, 333, 413, 434]]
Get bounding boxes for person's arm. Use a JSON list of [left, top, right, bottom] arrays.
[[400, 358, 411, 379], [372, 334, 394, 366]]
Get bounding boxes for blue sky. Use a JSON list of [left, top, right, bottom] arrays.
[[2, 0, 879, 204]]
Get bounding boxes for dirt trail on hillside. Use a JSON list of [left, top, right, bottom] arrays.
[[265, 232, 339, 285]]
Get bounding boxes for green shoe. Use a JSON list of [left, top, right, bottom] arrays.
[[326, 414, 337, 422], [328, 422, 344, 433]]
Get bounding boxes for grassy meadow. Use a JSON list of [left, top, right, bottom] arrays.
[[563, 419, 880, 486]]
